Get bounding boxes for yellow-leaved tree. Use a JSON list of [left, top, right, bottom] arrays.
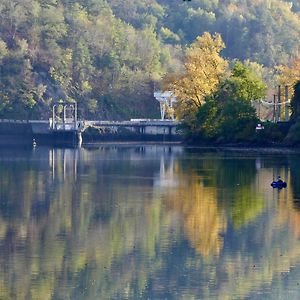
[[277, 54, 300, 97], [165, 32, 228, 120]]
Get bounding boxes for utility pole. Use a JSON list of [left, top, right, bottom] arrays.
[[285, 85, 289, 121], [277, 85, 281, 122]]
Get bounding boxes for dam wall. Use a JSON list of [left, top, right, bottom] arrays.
[[0, 119, 182, 145]]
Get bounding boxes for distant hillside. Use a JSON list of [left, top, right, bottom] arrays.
[[110, 0, 300, 67], [0, 0, 299, 119]]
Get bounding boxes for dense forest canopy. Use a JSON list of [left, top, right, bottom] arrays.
[[0, 0, 300, 119]]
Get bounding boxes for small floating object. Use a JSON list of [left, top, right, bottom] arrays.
[[32, 138, 37, 148], [271, 177, 287, 189]]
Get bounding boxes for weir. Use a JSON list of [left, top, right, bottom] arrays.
[[0, 102, 182, 145], [0, 118, 181, 145], [83, 119, 181, 142]]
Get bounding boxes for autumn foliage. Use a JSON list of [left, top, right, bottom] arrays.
[[165, 32, 228, 120]]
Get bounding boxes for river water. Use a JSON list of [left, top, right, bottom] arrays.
[[0, 144, 300, 299]]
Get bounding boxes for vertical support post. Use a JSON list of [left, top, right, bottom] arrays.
[[160, 100, 165, 120], [63, 105, 66, 122], [277, 85, 281, 121], [74, 102, 78, 129], [285, 85, 289, 121], [52, 104, 56, 129], [273, 94, 276, 122], [63, 104, 66, 130], [73, 102, 81, 146]]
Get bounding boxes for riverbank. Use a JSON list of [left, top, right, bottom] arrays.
[[0, 119, 298, 152], [182, 139, 300, 153]]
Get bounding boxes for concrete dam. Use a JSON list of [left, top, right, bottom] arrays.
[[0, 119, 182, 145]]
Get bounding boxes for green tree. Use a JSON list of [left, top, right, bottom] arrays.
[[186, 62, 262, 142], [218, 99, 258, 142], [217, 61, 267, 103], [289, 81, 300, 121]]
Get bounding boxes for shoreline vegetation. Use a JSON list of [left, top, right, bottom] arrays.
[[163, 35, 300, 147]]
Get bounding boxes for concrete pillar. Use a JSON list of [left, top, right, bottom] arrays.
[[52, 105, 56, 129], [63, 105, 67, 130], [77, 131, 82, 147]]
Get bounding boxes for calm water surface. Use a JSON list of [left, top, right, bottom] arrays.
[[0, 145, 300, 299]]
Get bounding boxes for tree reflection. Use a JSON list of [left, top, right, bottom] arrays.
[[165, 180, 227, 258], [289, 156, 300, 207], [230, 186, 264, 229], [0, 147, 299, 299]]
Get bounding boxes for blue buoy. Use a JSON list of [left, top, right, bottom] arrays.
[[271, 176, 286, 188], [271, 181, 287, 188]]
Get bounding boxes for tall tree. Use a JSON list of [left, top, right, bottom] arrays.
[[217, 61, 267, 103], [277, 54, 300, 98], [290, 81, 300, 121], [165, 32, 228, 120]]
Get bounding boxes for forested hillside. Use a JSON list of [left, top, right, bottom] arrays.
[[0, 0, 300, 119]]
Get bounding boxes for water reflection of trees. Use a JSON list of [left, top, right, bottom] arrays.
[[0, 146, 179, 299], [160, 152, 300, 299], [0, 147, 300, 299], [171, 154, 264, 230], [164, 179, 227, 258]]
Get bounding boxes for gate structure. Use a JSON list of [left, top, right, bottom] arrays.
[[51, 101, 78, 130], [50, 101, 82, 145]]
